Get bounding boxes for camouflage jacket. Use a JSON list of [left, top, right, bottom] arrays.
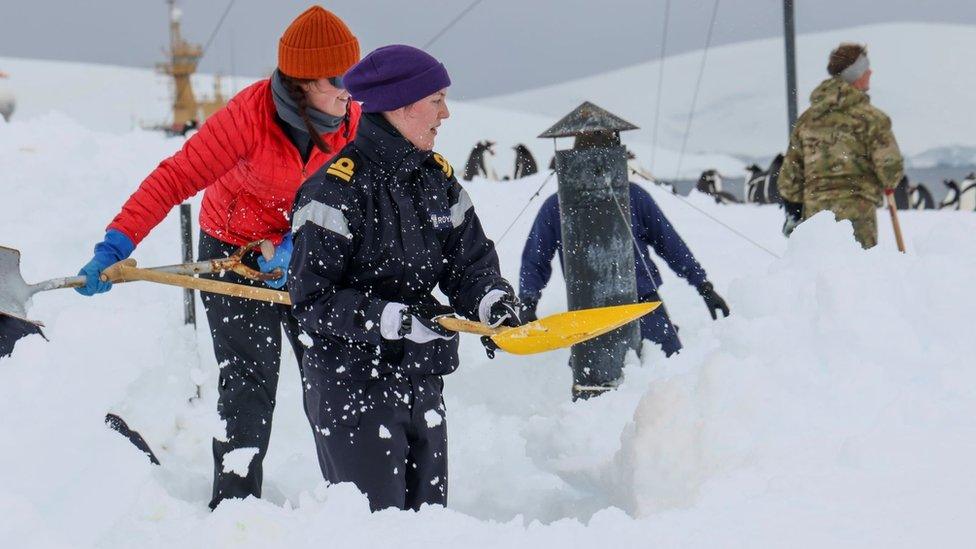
[[779, 77, 904, 206]]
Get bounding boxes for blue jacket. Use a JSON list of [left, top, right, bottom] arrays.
[[289, 114, 512, 381], [519, 183, 707, 302]]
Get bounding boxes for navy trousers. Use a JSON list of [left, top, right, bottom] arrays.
[[198, 232, 307, 509], [640, 292, 682, 357], [303, 369, 448, 511]]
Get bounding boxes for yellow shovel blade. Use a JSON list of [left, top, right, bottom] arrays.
[[492, 302, 660, 355]]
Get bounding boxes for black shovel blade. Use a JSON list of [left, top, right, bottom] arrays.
[[105, 413, 161, 466], [0, 313, 45, 358]]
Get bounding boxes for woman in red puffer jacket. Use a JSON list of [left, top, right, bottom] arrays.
[[76, 6, 361, 509]]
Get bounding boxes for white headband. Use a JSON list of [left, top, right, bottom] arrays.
[[839, 54, 870, 84]]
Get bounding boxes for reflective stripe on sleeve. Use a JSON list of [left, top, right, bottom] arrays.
[[450, 189, 473, 228], [292, 200, 351, 238]]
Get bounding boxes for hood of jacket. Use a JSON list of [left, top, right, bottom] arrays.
[[806, 76, 869, 120]]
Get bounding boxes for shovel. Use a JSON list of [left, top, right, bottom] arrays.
[[0, 242, 284, 357], [92, 264, 657, 355], [436, 301, 660, 355], [2, 242, 659, 357]]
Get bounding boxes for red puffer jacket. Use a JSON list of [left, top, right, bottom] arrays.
[[108, 79, 361, 246]]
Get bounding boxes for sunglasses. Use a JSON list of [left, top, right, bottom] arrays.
[[327, 75, 344, 89]]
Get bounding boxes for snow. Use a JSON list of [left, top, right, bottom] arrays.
[[378, 426, 392, 440], [425, 409, 444, 428], [0, 55, 248, 134], [222, 448, 260, 477], [2, 39, 976, 547]]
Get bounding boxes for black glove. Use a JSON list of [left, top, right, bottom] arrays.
[[782, 200, 803, 237], [697, 282, 730, 320], [480, 295, 526, 359], [399, 303, 457, 342], [520, 298, 539, 323], [486, 294, 524, 328], [481, 335, 500, 360]]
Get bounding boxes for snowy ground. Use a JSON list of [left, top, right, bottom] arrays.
[[3, 110, 976, 547]]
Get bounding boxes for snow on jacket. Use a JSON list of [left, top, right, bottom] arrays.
[[107, 79, 361, 246], [519, 183, 707, 302], [289, 113, 512, 380]]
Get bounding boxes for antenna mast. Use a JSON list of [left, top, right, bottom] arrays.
[[783, 0, 798, 133], [156, 0, 225, 130]]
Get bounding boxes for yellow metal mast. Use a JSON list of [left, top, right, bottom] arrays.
[[156, 0, 225, 129]]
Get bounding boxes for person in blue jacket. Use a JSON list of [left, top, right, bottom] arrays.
[[519, 183, 729, 356], [288, 45, 521, 512]]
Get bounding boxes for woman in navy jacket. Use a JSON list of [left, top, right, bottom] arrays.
[[288, 45, 520, 511]]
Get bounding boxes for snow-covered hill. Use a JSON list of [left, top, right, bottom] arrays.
[[6, 22, 975, 181], [3, 108, 976, 546], [480, 23, 976, 168], [0, 55, 745, 180], [0, 56, 245, 133]]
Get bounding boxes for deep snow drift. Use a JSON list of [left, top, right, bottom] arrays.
[[2, 113, 976, 547]]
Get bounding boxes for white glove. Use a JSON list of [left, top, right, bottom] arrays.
[[478, 289, 522, 328], [380, 302, 456, 344]]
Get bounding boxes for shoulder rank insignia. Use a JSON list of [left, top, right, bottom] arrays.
[[432, 153, 454, 179], [326, 157, 355, 182]]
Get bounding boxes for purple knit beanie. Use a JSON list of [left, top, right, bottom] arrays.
[[344, 44, 451, 113]]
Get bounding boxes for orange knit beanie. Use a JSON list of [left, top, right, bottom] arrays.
[[278, 6, 360, 79]]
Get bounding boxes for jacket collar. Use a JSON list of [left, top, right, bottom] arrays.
[[270, 70, 344, 136], [355, 113, 431, 175], [807, 76, 869, 119]]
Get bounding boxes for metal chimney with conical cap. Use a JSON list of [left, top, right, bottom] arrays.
[[539, 101, 639, 138], [540, 102, 641, 401]]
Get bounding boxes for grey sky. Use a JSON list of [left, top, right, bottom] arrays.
[[1, 0, 974, 100]]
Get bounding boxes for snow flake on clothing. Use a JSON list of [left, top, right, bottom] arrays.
[[424, 409, 443, 428], [221, 447, 259, 477]]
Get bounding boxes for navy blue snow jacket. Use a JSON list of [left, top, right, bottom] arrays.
[[519, 183, 707, 303], [289, 113, 512, 381]]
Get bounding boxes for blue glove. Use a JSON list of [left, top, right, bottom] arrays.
[[75, 229, 136, 296], [257, 233, 292, 289]]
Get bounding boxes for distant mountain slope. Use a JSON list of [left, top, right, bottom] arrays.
[[479, 23, 976, 159]]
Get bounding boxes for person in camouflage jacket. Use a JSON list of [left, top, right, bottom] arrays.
[[779, 43, 904, 249]]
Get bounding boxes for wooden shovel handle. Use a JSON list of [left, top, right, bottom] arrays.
[[436, 316, 504, 336], [101, 259, 291, 305], [885, 191, 906, 253], [96, 261, 507, 327]]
